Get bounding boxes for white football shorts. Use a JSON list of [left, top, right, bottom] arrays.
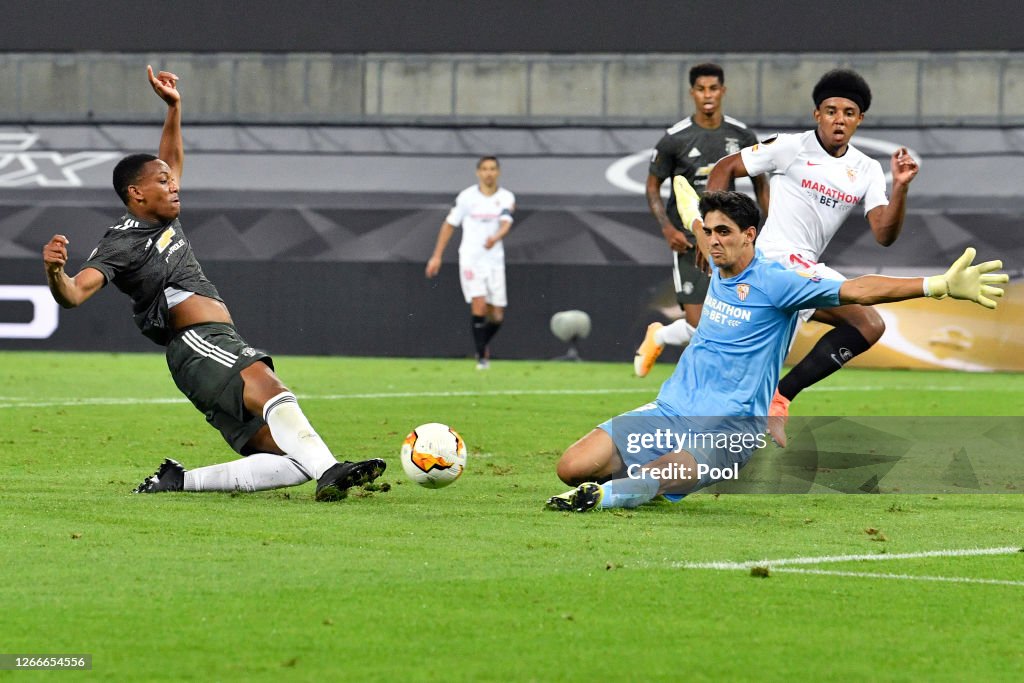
[[459, 263, 507, 307], [764, 250, 846, 323]]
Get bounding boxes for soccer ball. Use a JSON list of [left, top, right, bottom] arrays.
[[400, 423, 467, 489]]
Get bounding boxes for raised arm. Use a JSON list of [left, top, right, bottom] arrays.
[[42, 235, 105, 308], [840, 248, 1006, 308], [865, 147, 919, 246], [147, 65, 183, 182], [706, 152, 748, 192]]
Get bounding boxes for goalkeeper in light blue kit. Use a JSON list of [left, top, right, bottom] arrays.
[[547, 188, 1007, 512]]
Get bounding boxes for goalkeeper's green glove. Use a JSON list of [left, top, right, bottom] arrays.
[[673, 175, 702, 232], [925, 247, 1008, 309]]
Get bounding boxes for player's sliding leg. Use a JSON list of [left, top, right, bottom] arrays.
[[547, 429, 659, 512], [260, 390, 386, 501], [548, 435, 702, 512], [134, 455, 308, 493], [179, 453, 311, 492], [546, 482, 605, 512], [770, 304, 883, 446], [604, 449, 702, 507], [547, 428, 621, 508], [133, 458, 187, 493], [242, 362, 385, 500], [553, 428, 623, 486], [134, 453, 384, 498], [259, 391, 338, 478]]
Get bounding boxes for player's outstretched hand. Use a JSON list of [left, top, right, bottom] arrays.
[[147, 65, 181, 105], [891, 147, 919, 186], [926, 247, 1008, 309]]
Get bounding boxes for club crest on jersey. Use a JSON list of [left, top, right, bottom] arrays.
[[725, 137, 741, 155], [155, 227, 176, 253], [846, 167, 857, 182], [736, 283, 750, 301]]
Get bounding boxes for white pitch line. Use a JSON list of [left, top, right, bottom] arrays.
[[679, 546, 1021, 570], [0, 397, 191, 409], [1, 384, 1019, 410], [769, 567, 1024, 587], [1, 387, 652, 410]]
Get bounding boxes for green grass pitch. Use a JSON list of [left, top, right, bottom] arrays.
[[2, 352, 1023, 681]]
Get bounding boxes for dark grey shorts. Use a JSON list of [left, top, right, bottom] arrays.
[[673, 248, 711, 306], [165, 323, 274, 454]]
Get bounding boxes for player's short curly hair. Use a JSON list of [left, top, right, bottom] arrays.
[[699, 190, 760, 231], [812, 69, 872, 113], [112, 153, 159, 205], [689, 62, 724, 86]]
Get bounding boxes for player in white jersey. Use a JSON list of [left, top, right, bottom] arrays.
[[426, 156, 516, 369], [546, 191, 1005, 513], [707, 69, 920, 446]]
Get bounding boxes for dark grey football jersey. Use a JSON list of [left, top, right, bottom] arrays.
[[81, 212, 222, 346], [649, 115, 759, 229]]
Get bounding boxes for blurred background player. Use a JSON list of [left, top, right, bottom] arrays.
[[708, 68, 920, 445], [426, 156, 515, 369], [41, 66, 385, 500], [635, 62, 770, 378], [548, 191, 1005, 512]]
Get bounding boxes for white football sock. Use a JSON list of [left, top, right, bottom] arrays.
[[598, 475, 660, 509], [263, 391, 338, 480], [656, 319, 696, 347], [183, 453, 311, 492]]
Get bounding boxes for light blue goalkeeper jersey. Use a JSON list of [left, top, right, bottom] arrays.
[[656, 249, 842, 417]]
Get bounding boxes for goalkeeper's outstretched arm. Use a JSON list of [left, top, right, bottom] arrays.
[[840, 248, 1008, 309]]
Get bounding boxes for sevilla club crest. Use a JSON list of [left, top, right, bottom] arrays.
[[737, 283, 750, 301]]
